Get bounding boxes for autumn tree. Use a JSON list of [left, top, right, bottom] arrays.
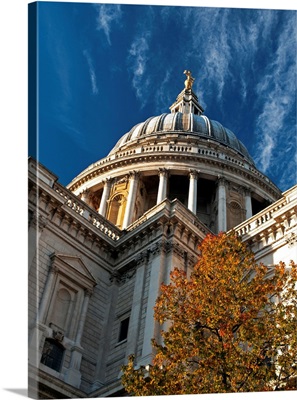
[[121, 232, 297, 395]]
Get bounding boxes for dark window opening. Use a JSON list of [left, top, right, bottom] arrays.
[[40, 338, 64, 372], [252, 197, 271, 215], [118, 317, 130, 342], [168, 175, 188, 205]]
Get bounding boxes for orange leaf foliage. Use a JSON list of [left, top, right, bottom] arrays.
[[121, 232, 297, 395]]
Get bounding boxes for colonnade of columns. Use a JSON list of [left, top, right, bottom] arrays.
[[97, 169, 253, 231]]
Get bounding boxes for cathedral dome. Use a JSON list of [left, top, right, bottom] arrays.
[[109, 112, 254, 164], [68, 71, 281, 233]]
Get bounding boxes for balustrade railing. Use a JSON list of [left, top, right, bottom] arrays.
[[54, 183, 121, 240], [235, 200, 287, 237]]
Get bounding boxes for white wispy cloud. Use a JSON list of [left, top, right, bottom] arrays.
[[253, 14, 296, 179], [181, 8, 234, 107], [83, 50, 98, 95], [154, 69, 173, 112], [127, 32, 151, 106], [94, 4, 122, 45]]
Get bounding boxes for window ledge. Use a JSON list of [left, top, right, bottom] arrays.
[[115, 339, 127, 347]]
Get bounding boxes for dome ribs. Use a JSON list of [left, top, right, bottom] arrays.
[[107, 111, 254, 167], [155, 113, 167, 132]]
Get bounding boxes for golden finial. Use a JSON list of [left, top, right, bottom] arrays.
[[183, 70, 195, 90]]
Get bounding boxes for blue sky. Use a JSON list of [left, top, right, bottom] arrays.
[[30, 1, 297, 191]]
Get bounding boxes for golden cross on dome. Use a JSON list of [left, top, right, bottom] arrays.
[[183, 70, 195, 90]]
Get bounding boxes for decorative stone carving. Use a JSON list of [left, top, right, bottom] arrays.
[[53, 330, 64, 342], [109, 271, 121, 284], [286, 233, 297, 247]]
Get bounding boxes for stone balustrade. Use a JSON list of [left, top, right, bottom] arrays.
[[54, 183, 121, 240], [235, 193, 294, 238]]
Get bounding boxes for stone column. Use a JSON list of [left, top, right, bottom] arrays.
[[217, 176, 227, 232], [122, 171, 139, 229], [98, 178, 112, 217], [188, 170, 198, 214], [157, 168, 168, 204], [244, 188, 253, 220], [65, 289, 92, 388]]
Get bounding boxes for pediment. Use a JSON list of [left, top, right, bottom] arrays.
[[50, 253, 97, 287]]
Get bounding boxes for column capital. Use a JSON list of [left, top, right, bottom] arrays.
[[102, 177, 112, 186], [129, 170, 140, 179], [189, 169, 199, 179], [217, 175, 228, 185], [243, 186, 252, 196], [158, 168, 168, 177]]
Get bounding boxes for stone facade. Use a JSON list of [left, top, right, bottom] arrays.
[[28, 77, 297, 398], [28, 157, 210, 398]]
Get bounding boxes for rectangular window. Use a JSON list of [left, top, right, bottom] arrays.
[[40, 338, 64, 372], [118, 317, 130, 342]]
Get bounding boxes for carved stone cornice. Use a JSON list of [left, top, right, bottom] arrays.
[[120, 267, 137, 284], [109, 267, 137, 285], [109, 271, 121, 284], [30, 212, 48, 232], [149, 239, 171, 255], [135, 249, 151, 265], [286, 232, 297, 247]]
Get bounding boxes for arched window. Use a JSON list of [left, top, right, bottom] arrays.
[[40, 338, 65, 372]]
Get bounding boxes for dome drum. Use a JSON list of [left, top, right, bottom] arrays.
[[72, 160, 278, 233]]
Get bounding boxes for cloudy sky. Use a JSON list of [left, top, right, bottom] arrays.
[[30, 1, 296, 191]]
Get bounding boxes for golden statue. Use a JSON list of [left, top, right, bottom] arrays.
[[184, 70, 195, 90]]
